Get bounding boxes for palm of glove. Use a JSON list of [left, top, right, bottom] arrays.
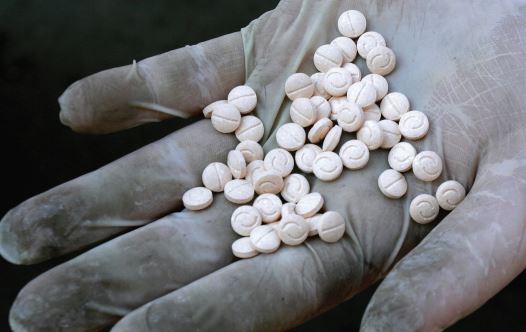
[[2, 1, 526, 331]]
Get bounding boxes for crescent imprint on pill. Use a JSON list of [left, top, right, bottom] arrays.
[[235, 115, 264, 142], [362, 74, 388, 101], [308, 118, 333, 143], [227, 150, 247, 179], [290, 98, 316, 127], [380, 92, 410, 121], [324, 67, 353, 97], [246, 160, 265, 184], [182, 187, 213, 210], [264, 148, 295, 177], [357, 31, 386, 59], [412, 151, 443, 182], [310, 95, 331, 120], [228, 85, 257, 114], [342, 63, 362, 83], [378, 169, 408, 199], [296, 192, 324, 218], [313, 151, 343, 182], [314, 44, 343, 73], [357, 120, 384, 150], [285, 73, 315, 100], [250, 225, 281, 254], [338, 10, 367, 38], [318, 211, 346, 243], [281, 173, 310, 203], [339, 139, 370, 170], [211, 103, 241, 133], [232, 237, 259, 259], [330, 36, 357, 63], [203, 100, 227, 118], [322, 125, 343, 152], [295, 144, 322, 173], [253, 193, 283, 223], [367, 46, 396, 76], [436, 180, 466, 211], [399, 110, 430, 140], [276, 122, 306, 151], [311, 73, 331, 99], [224, 179, 254, 204], [388, 142, 416, 172], [347, 81, 376, 108], [278, 214, 309, 246], [252, 169, 284, 195], [363, 103, 382, 122], [306, 214, 322, 236], [336, 101, 364, 132], [410, 194, 440, 224], [202, 162, 232, 192], [236, 141, 263, 163], [231, 205, 262, 236], [378, 119, 401, 149]]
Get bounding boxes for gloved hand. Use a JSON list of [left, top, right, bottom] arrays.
[[2, 0, 526, 331]]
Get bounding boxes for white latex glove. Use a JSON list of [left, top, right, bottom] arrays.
[[2, 1, 526, 331]]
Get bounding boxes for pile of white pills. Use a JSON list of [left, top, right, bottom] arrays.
[[183, 10, 466, 259]]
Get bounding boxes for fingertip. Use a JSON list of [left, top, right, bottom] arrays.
[[0, 211, 29, 265]]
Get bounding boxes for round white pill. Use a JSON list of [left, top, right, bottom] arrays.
[[388, 142, 416, 172], [378, 119, 401, 149], [295, 144, 322, 173], [314, 44, 343, 73], [337, 101, 364, 132], [278, 214, 309, 246], [252, 170, 284, 195], [281, 173, 310, 203], [330, 36, 357, 63], [367, 46, 396, 76], [285, 73, 314, 100], [357, 120, 384, 150], [308, 118, 333, 143], [305, 214, 322, 236], [182, 187, 213, 210], [324, 67, 353, 97], [363, 103, 381, 122], [246, 160, 265, 183], [380, 92, 410, 121], [232, 237, 259, 259], [342, 63, 361, 83], [347, 81, 376, 108], [329, 96, 349, 120], [337, 10, 366, 38], [227, 150, 247, 179], [231, 205, 262, 236], [290, 98, 316, 127], [235, 115, 264, 142], [322, 125, 343, 152], [318, 211, 346, 243], [253, 193, 283, 223], [310, 95, 331, 120], [339, 139, 369, 170], [250, 225, 281, 254], [276, 122, 306, 151], [399, 110, 430, 140], [378, 169, 407, 199], [264, 148, 294, 177], [224, 179, 254, 204], [410, 194, 440, 224], [202, 162, 232, 192], [228, 85, 257, 114], [236, 141, 263, 163], [313, 151, 343, 181], [211, 103, 241, 133], [203, 100, 227, 118], [361, 74, 388, 101], [357, 31, 386, 59], [311, 73, 331, 99], [296, 192, 324, 218], [281, 202, 297, 217], [436, 180, 466, 211], [413, 151, 443, 182]]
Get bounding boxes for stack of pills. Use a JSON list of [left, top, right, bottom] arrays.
[[183, 10, 466, 259]]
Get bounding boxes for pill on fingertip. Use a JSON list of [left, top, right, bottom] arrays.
[[224, 179, 254, 204], [211, 103, 241, 133], [313, 151, 343, 182], [281, 173, 310, 203], [232, 237, 259, 259], [227, 150, 247, 179], [357, 120, 384, 150], [228, 85, 257, 114], [367, 45, 396, 76], [339, 139, 369, 170], [412, 151, 443, 182], [285, 73, 314, 100], [231, 205, 262, 236], [388, 142, 416, 172], [399, 110, 430, 140], [235, 115, 264, 142], [324, 67, 353, 97], [318, 211, 346, 243], [338, 10, 367, 38], [278, 214, 309, 246], [202, 162, 232, 192], [410, 194, 439, 224], [314, 44, 343, 72], [276, 122, 306, 151], [290, 98, 316, 127], [330, 36, 357, 63], [436, 180, 466, 210], [253, 193, 283, 223], [380, 92, 410, 121], [295, 144, 322, 173], [264, 148, 295, 177], [250, 225, 281, 253], [182, 187, 213, 210], [378, 119, 401, 149], [378, 169, 407, 199]]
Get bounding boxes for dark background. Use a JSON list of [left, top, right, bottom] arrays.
[[0, 1, 525, 331]]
